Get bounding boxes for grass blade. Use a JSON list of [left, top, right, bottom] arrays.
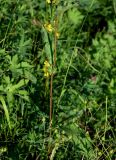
[[0, 96, 11, 130]]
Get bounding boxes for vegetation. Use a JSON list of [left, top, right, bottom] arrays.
[[0, 0, 116, 159]]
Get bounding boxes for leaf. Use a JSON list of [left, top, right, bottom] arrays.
[[18, 31, 32, 56], [80, 0, 100, 11], [11, 54, 18, 65], [7, 92, 14, 105], [24, 71, 37, 84], [0, 49, 5, 55], [18, 90, 28, 95], [17, 90, 29, 101], [19, 62, 32, 68], [41, 26, 53, 64], [68, 8, 84, 25], [9, 55, 19, 73], [3, 76, 10, 84], [8, 79, 29, 92], [0, 96, 11, 129], [0, 85, 4, 91]]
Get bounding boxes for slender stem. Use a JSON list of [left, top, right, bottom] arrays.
[[50, 72, 53, 136], [49, 16, 58, 136], [53, 17, 58, 67], [104, 96, 108, 139]]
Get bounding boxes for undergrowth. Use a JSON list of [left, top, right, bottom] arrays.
[[0, 0, 116, 159]]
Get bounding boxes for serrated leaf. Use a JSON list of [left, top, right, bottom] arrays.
[[24, 71, 37, 84], [68, 8, 83, 25], [19, 62, 32, 68], [11, 54, 18, 65]]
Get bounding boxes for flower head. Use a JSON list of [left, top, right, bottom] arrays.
[[44, 23, 53, 32], [43, 60, 51, 78]]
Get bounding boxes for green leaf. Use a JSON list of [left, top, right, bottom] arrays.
[[0, 85, 4, 91], [68, 8, 83, 25], [24, 71, 37, 84], [0, 96, 11, 129], [11, 54, 18, 65], [8, 79, 29, 92], [7, 92, 14, 105], [0, 49, 5, 55], [41, 26, 53, 64], [4, 76, 10, 84], [19, 62, 32, 68], [17, 90, 29, 101]]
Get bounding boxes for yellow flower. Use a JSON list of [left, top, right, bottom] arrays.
[[44, 23, 53, 32], [46, 0, 57, 4], [44, 60, 50, 67], [43, 60, 51, 78], [44, 72, 49, 77]]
